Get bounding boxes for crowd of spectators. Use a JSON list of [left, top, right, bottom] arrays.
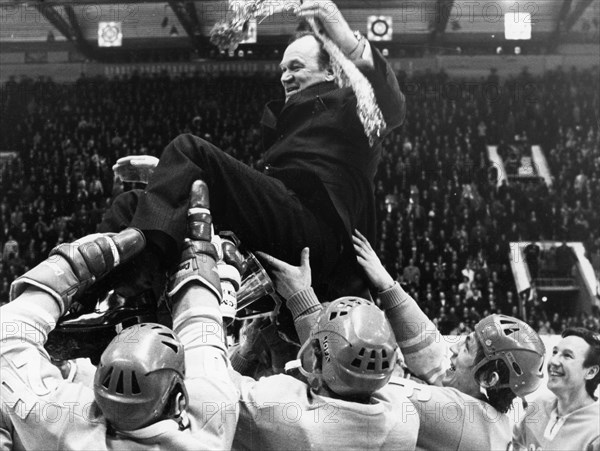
[[1, 65, 598, 334]]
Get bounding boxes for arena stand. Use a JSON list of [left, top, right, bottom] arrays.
[[1, 66, 599, 334]]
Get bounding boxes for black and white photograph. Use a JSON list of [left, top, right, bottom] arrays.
[[1, 0, 599, 449]]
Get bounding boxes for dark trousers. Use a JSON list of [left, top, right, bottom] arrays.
[[106, 134, 369, 302]]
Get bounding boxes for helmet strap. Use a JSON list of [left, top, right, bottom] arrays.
[[175, 409, 190, 431], [159, 386, 188, 428], [296, 339, 320, 389], [296, 339, 314, 380], [479, 385, 489, 399]]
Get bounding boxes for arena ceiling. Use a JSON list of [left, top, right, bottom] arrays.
[[0, 0, 598, 58]]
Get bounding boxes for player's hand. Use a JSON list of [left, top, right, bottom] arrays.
[[167, 180, 222, 302], [256, 247, 311, 300], [238, 317, 270, 361], [10, 228, 145, 315], [352, 230, 395, 292]]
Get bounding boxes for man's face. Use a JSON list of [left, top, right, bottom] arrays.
[[280, 35, 331, 102], [442, 332, 481, 395], [547, 335, 593, 396]]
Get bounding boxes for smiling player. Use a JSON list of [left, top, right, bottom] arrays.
[[513, 327, 600, 450]]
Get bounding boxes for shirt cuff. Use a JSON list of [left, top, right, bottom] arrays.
[[378, 282, 411, 310], [287, 287, 321, 320], [361, 40, 374, 64]]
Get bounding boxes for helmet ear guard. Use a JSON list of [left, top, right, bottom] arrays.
[[296, 297, 398, 398], [94, 323, 188, 431], [472, 314, 546, 398]]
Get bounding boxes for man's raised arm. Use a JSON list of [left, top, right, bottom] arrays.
[[298, 0, 405, 129]]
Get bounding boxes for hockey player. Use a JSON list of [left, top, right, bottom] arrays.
[[257, 230, 546, 451], [229, 248, 420, 450], [353, 230, 546, 450], [0, 181, 239, 450], [513, 327, 600, 450]]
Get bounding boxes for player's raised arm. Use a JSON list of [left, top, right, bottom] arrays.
[[353, 229, 447, 385], [257, 247, 323, 345], [1, 228, 145, 449]]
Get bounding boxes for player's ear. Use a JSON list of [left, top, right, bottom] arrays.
[[176, 390, 187, 413], [479, 370, 500, 389], [325, 67, 334, 82], [584, 364, 599, 381]]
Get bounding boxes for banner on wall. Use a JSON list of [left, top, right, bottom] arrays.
[[504, 12, 532, 40], [367, 16, 393, 41], [98, 22, 123, 47]]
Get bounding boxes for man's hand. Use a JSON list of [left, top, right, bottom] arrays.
[[296, 1, 358, 56], [352, 230, 395, 292], [256, 247, 311, 300]]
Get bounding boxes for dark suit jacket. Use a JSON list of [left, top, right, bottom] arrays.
[[259, 46, 405, 248]]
